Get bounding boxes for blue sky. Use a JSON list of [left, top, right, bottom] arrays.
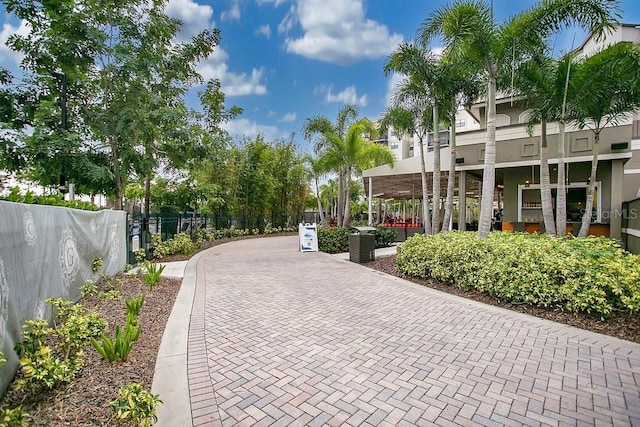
[[2, 0, 640, 153]]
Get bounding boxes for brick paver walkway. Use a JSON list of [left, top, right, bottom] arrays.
[[187, 236, 640, 426]]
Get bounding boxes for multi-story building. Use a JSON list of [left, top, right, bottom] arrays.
[[363, 24, 640, 246]]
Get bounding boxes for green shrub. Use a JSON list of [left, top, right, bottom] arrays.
[[374, 226, 396, 248], [317, 225, 395, 254], [151, 233, 194, 259], [2, 187, 97, 211], [110, 383, 162, 427], [13, 318, 86, 392], [317, 227, 350, 253], [396, 231, 640, 318]]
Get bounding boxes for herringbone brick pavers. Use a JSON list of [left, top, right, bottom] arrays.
[[187, 236, 640, 426]]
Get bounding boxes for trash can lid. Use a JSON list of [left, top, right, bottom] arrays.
[[351, 226, 377, 233]]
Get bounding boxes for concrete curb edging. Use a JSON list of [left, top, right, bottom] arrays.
[[151, 250, 206, 427]]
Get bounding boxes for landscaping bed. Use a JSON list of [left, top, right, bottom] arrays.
[[0, 273, 180, 426]]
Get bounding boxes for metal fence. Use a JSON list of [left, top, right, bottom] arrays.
[[126, 213, 303, 263]]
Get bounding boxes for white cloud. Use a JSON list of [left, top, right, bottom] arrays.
[[0, 20, 29, 66], [279, 112, 296, 123], [279, 0, 403, 65], [255, 24, 272, 39], [165, 0, 214, 39], [222, 118, 288, 141], [198, 50, 268, 96], [314, 84, 367, 106], [385, 72, 405, 108], [257, 0, 288, 6], [221, 0, 242, 22]]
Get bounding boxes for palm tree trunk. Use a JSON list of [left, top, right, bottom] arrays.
[[431, 104, 441, 234], [442, 118, 456, 232], [315, 176, 325, 224], [419, 136, 432, 235], [478, 74, 497, 238], [540, 120, 556, 235], [336, 170, 344, 226], [342, 165, 351, 227], [578, 130, 600, 237], [557, 50, 575, 237], [556, 121, 567, 236]]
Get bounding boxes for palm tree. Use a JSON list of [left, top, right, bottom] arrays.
[[383, 43, 441, 233], [569, 42, 640, 237], [304, 155, 328, 225], [440, 67, 482, 232], [379, 106, 433, 234], [303, 105, 358, 227], [511, 54, 564, 235], [419, 0, 618, 237], [319, 118, 395, 226], [319, 179, 338, 221]]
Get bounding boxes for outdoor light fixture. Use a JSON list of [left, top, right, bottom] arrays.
[[524, 179, 530, 187]]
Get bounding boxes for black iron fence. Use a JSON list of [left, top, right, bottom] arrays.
[[126, 213, 302, 264]]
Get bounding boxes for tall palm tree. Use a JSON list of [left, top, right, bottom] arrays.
[[303, 105, 358, 227], [420, 0, 618, 237], [511, 54, 564, 235], [570, 42, 640, 237], [319, 118, 395, 226], [384, 43, 444, 233], [379, 106, 433, 234]]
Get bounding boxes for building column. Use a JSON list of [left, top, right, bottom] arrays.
[[610, 159, 624, 241], [459, 170, 466, 231], [368, 176, 373, 225]]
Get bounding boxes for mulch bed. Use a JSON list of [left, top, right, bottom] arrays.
[[1, 273, 181, 426], [365, 254, 640, 344]]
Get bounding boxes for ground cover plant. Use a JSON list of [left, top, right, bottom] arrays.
[[396, 231, 640, 318]]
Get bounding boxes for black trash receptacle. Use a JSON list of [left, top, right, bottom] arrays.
[[349, 226, 376, 263]]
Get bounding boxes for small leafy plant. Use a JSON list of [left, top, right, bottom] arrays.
[[109, 383, 162, 427], [91, 257, 104, 273], [91, 321, 141, 362], [99, 289, 121, 300], [80, 279, 98, 297], [144, 261, 165, 290], [125, 294, 145, 317], [0, 406, 31, 426], [134, 249, 146, 264]]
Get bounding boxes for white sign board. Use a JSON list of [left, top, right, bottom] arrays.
[[299, 223, 318, 252]]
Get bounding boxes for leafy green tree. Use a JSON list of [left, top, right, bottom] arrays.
[[2, 0, 222, 208], [419, 0, 618, 237]]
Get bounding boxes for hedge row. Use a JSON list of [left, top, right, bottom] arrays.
[[317, 226, 396, 254], [396, 231, 640, 318]]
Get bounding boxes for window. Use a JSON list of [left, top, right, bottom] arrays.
[[455, 118, 465, 128], [390, 140, 399, 149]]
